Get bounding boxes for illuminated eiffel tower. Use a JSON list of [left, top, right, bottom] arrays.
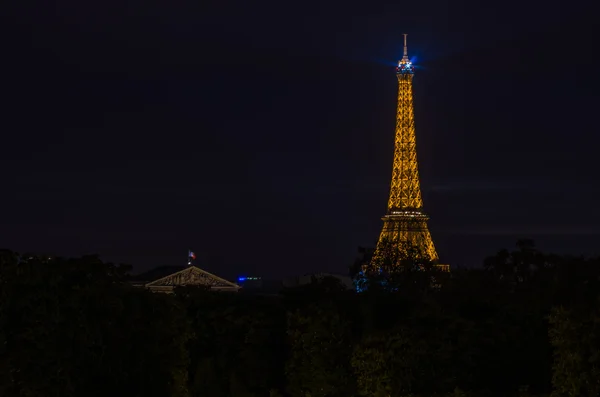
[[371, 35, 447, 271]]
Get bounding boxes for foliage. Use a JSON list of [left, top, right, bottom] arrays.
[[0, 251, 190, 397], [352, 327, 427, 397], [2, 241, 600, 397], [175, 286, 285, 397], [284, 278, 357, 397], [548, 305, 600, 397]]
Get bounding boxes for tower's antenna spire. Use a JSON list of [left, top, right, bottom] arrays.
[[402, 33, 409, 61]]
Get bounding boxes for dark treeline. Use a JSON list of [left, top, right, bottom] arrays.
[[1, 240, 599, 397]]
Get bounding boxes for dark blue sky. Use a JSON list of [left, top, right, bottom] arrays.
[[2, 0, 598, 279]]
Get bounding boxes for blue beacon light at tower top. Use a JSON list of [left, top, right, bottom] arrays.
[[396, 61, 414, 74]]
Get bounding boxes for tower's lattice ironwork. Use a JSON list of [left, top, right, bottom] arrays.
[[372, 34, 440, 267]]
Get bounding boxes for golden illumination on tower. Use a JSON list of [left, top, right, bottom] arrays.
[[372, 34, 440, 267]]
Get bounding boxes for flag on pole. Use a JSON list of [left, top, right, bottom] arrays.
[[189, 250, 196, 260]]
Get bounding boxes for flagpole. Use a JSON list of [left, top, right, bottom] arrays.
[[188, 250, 196, 266]]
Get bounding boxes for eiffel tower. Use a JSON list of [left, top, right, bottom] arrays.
[[371, 35, 446, 271]]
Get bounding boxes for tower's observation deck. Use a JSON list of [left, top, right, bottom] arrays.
[[371, 34, 441, 267]]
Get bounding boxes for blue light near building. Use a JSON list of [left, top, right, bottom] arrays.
[[237, 275, 263, 289]]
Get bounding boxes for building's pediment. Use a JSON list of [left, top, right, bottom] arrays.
[[145, 266, 240, 290]]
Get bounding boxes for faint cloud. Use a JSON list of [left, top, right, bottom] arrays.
[[428, 179, 598, 194], [442, 227, 600, 236]]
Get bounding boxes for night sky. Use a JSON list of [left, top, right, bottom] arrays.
[[2, 0, 598, 279]]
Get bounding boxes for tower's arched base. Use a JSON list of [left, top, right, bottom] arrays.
[[373, 213, 438, 265]]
